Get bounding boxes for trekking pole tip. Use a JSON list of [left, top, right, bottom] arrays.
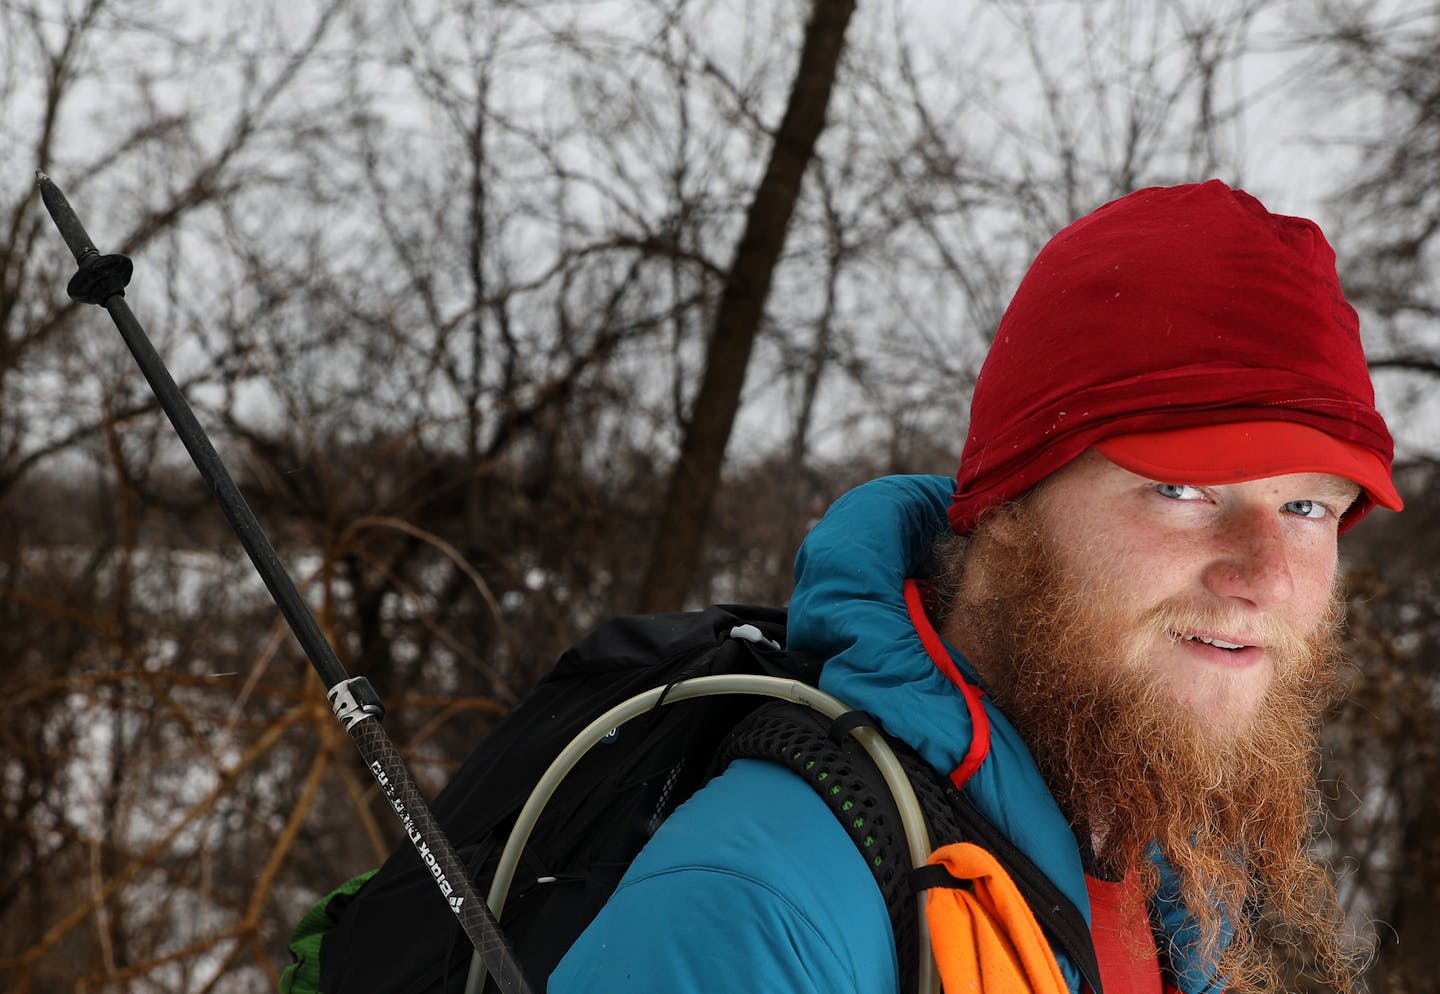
[[35, 171, 61, 203], [36, 171, 59, 204], [35, 173, 132, 302]]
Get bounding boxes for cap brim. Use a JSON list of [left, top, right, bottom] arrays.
[[1094, 421, 1403, 513]]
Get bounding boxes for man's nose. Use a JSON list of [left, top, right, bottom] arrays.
[[1201, 506, 1296, 610]]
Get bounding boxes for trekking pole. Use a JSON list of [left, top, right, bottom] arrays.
[[36, 172, 533, 994]]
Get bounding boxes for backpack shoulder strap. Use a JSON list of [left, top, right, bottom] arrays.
[[719, 702, 1102, 994]]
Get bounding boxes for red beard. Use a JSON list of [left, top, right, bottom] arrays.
[[941, 506, 1356, 993]]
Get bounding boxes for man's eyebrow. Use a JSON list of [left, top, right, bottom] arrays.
[[1315, 478, 1364, 504]]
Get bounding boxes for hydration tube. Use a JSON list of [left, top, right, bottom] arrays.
[[464, 672, 940, 994]]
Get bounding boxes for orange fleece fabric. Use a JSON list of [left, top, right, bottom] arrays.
[[925, 842, 1069, 994]]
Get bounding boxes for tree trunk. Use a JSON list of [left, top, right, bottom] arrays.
[[636, 0, 857, 612]]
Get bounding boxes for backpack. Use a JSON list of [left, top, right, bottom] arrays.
[[283, 604, 1100, 994]]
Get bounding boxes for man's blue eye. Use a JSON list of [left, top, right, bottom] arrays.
[[1155, 483, 1201, 500], [1284, 499, 1327, 520]]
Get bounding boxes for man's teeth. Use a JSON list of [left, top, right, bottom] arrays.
[[1185, 634, 1245, 650]]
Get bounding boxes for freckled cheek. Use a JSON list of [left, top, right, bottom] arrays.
[[1102, 529, 1206, 597], [1292, 551, 1341, 628]]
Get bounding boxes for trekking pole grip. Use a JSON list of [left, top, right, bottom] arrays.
[[346, 714, 534, 994]]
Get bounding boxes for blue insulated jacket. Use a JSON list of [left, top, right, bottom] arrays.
[[550, 476, 1224, 994]]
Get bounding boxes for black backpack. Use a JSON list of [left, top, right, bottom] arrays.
[[291, 604, 1100, 994]]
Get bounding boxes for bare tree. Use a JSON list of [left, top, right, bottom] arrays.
[[636, 0, 857, 611]]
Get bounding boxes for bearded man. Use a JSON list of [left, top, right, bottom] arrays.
[[550, 180, 1402, 994]]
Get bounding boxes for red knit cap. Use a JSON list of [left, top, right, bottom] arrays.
[[948, 180, 1400, 534]]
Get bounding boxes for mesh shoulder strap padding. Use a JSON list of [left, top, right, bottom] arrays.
[[718, 702, 1102, 994]]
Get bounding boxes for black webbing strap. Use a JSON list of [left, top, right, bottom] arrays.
[[909, 863, 973, 893], [827, 708, 876, 744]]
